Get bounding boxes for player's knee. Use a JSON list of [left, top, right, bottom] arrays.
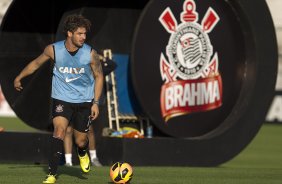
[[75, 137, 88, 148], [53, 127, 67, 139]]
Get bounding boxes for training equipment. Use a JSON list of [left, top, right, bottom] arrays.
[[110, 162, 133, 183], [42, 174, 56, 184], [78, 153, 90, 173]]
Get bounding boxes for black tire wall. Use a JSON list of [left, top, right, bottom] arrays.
[[0, 0, 148, 130]]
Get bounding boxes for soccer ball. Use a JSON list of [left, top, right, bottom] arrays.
[[110, 162, 133, 183]]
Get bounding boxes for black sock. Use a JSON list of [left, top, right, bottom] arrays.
[[48, 136, 63, 175], [77, 139, 89, 157]]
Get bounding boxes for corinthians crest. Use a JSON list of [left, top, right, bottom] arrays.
[[159, 0, 223, 122]]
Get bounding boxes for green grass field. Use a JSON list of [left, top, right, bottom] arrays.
[[0, 117, 39, 132], [0, 118, 282, 183]]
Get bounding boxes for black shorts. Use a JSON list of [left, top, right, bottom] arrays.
[[51, 98, 92, 133]]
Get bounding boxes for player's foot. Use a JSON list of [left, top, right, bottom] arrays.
[[78, 153, 90, 173], [65, 162, 73, 167], [91, 158, 102, 167], [42, 174, 56, 184]]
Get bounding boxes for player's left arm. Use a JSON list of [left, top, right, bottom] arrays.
[[90, 49, 104, 120]]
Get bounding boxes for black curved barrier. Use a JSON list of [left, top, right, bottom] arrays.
[[0, 0, 148, 131], [131, 0, 278, 165]]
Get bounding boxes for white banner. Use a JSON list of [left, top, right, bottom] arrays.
[[0, 0, 15, 117], [0, 85, 16, 117]]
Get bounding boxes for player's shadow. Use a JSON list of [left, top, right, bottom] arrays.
[[42, 165, 88, 180], [8, 164, 43, 169], [61, 166, 89, 179]]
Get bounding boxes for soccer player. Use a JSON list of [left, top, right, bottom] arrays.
[[64, 54, 117, 167], [13, 14, 104, 184]]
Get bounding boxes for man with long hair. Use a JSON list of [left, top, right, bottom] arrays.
[[14, 14, 104, 184]]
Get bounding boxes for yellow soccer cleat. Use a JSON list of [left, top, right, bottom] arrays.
[[78, 153, 91, 173], [42, 174, 56, 184]]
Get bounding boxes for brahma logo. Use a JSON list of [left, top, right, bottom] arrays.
[[159, 0, 223, 122]]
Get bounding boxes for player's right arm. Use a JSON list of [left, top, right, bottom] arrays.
[[14, 45, 54, 91]]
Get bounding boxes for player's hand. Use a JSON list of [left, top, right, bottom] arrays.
[[90, 104, 99, 120], [14, 78, 23, 91]]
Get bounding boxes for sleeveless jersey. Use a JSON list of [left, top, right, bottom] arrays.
[[51, 41, 95, 103]]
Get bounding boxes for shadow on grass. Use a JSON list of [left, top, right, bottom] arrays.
[[8, 163, 90, 180], [7, 164, 43, 169], [58, 166, 89, 180]]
